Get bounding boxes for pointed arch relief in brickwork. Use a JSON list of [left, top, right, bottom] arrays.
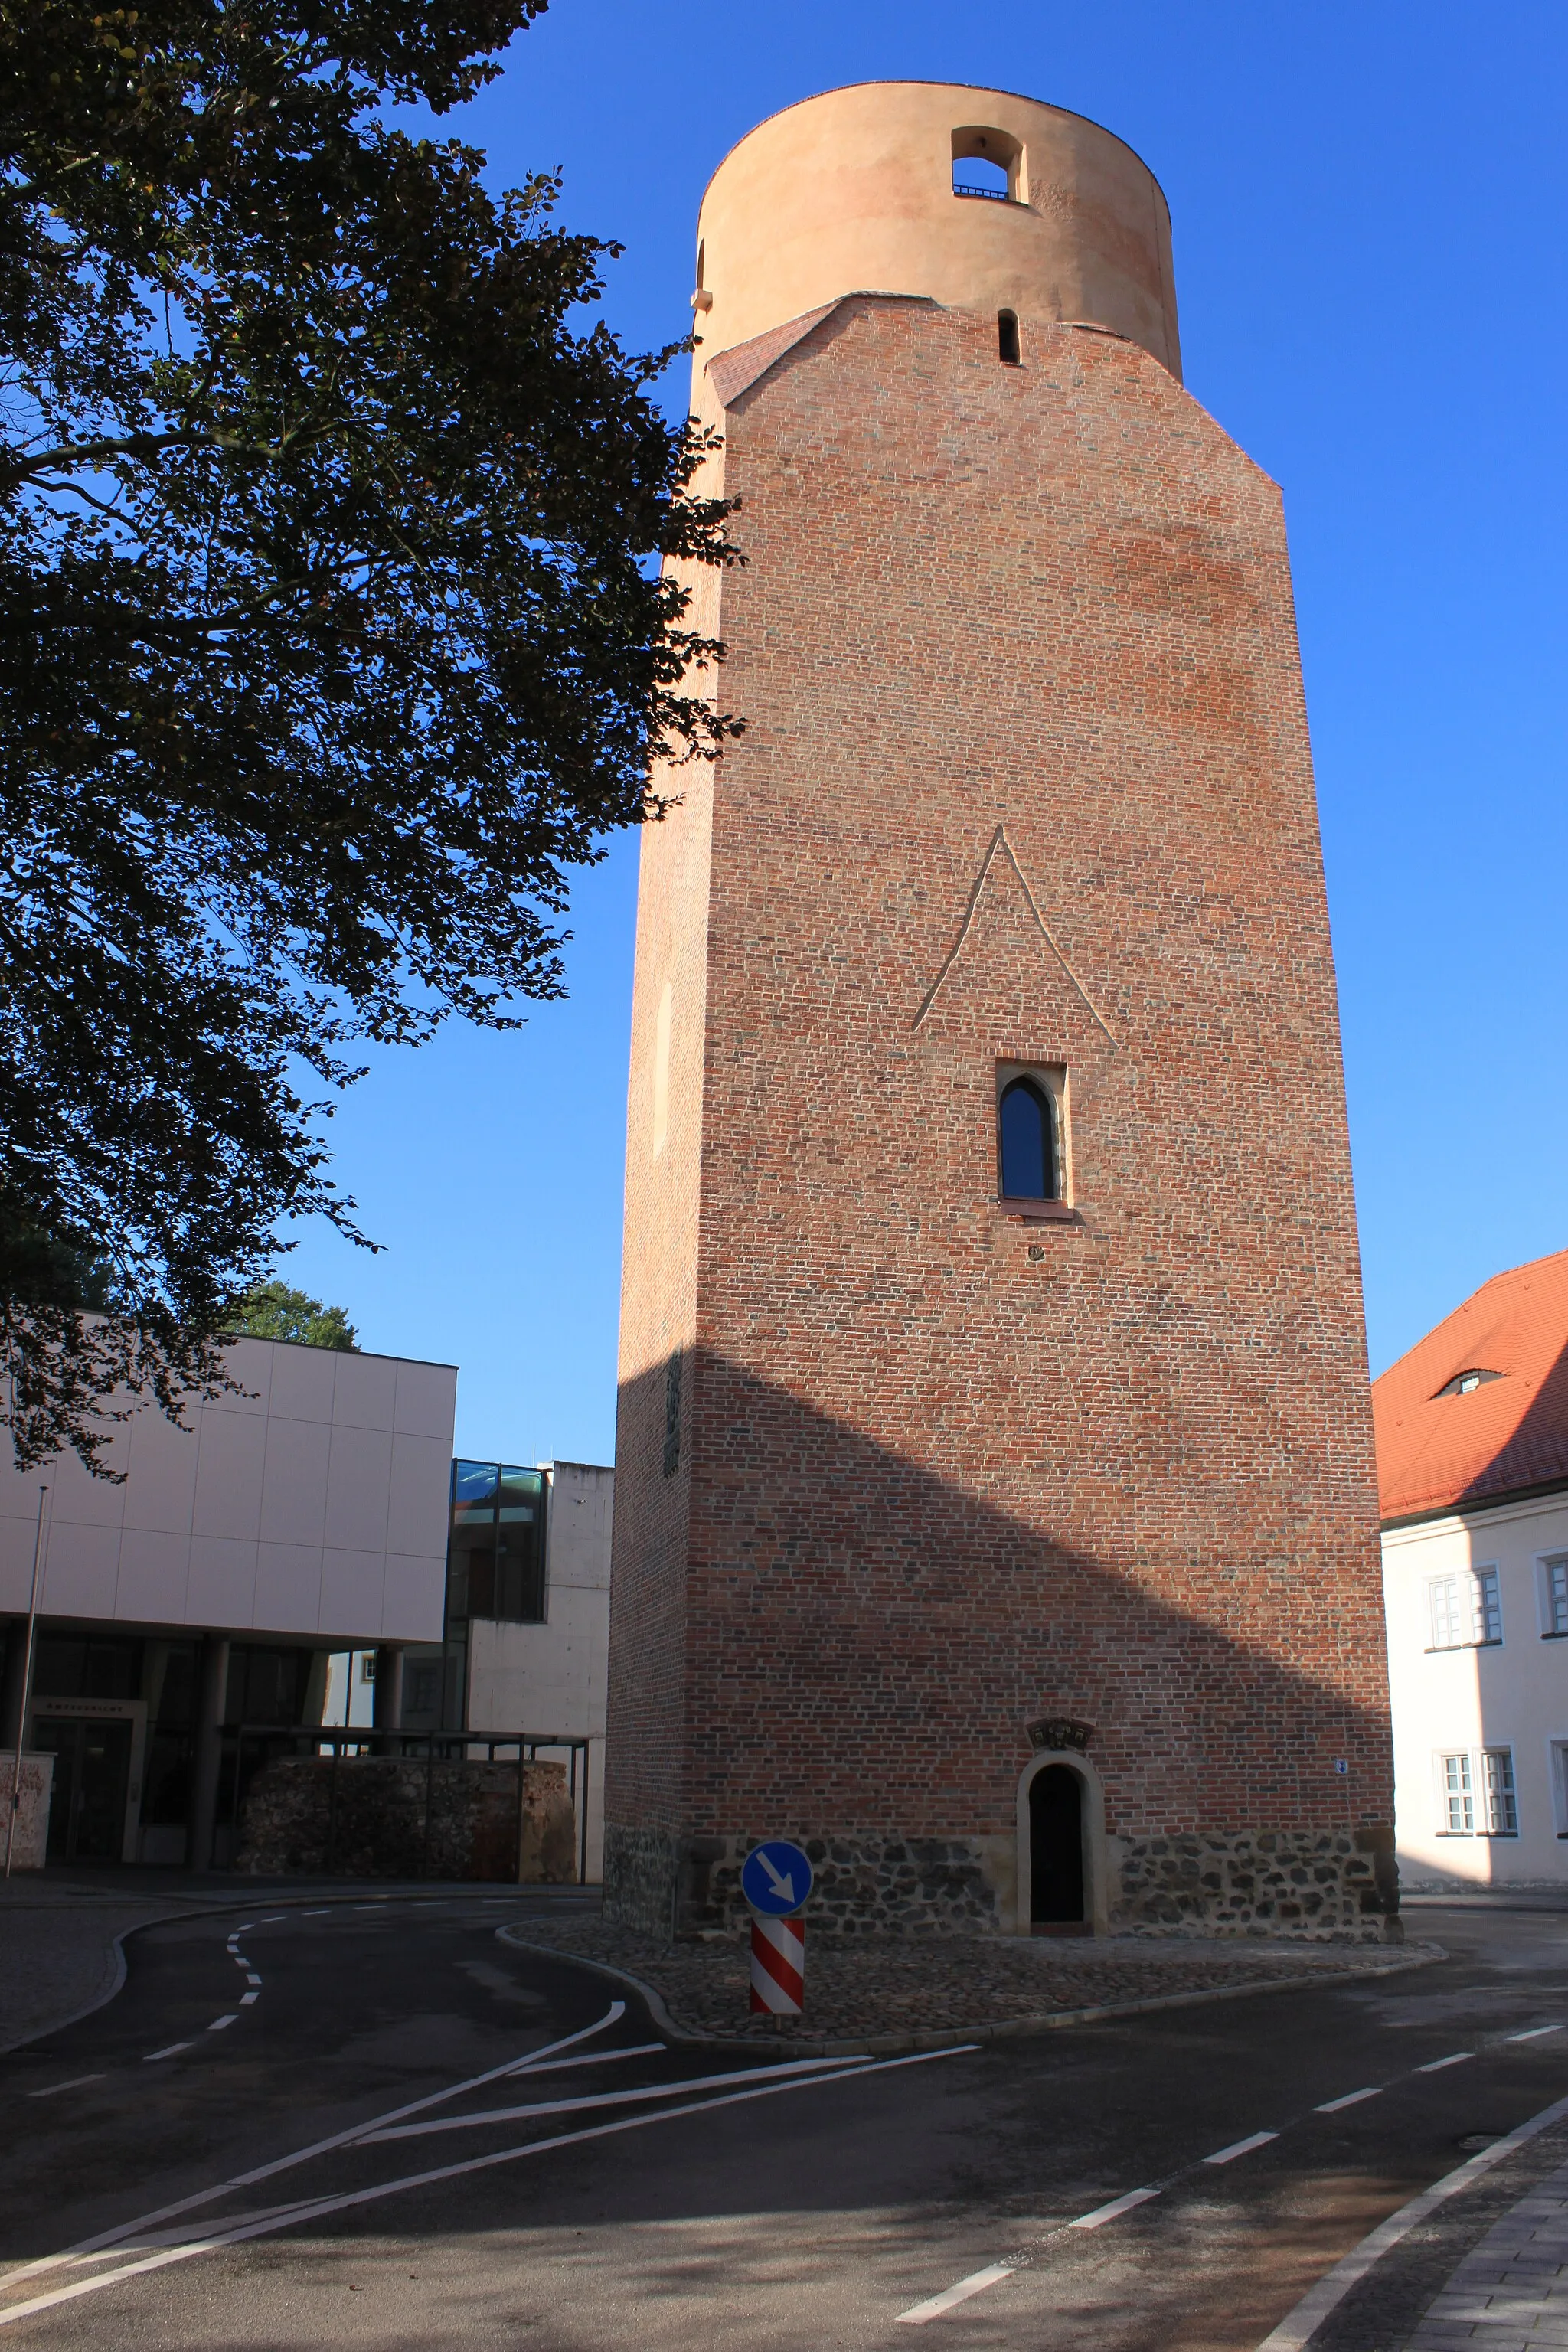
[[912, 825, 1119, 1047]]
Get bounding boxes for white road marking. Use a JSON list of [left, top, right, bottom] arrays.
[[1416, 2051, 1474, 2073], [299, 1908, 331, 1916], [26, 2076, 105, 2099], [896, 2262, 1018, 2324], [233, 1923, 256, 1936], [503, 2043, 665, 2077], [207, 2015, 237, 2032], [1204, 2131, 1279, 2165], [240, 1992, 259, 2007], [244, 1972, 262, 1985], [260, 1916, 286, 1924], [361, 2053, 880, 2143], [1508, 2024, 1565, 2041], [1315, 2086, 1382, 2112], [142, 2044, 191, 2063], [1256, 2088, 1568, 2349], [1071, 2187, 1161, 2230], [0, 2047, 970, 2331], [4, 2004, 634, 2289]]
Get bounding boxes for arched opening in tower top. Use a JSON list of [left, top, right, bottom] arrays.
[[952, 126, 1023, 203]]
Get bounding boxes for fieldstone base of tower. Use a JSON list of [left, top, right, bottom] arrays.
[[603, 1823, 1402, 1943], [1109, 1828, 1401, 1942]]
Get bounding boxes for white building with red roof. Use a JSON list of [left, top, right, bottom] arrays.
[[1376, 1247, 1568, 1888]]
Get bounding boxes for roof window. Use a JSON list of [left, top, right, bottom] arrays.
[[1435, 1367, 1503, 1397]]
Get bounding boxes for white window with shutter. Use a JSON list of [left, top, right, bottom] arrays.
[[1482, 1748, 1518, 1836], [1543, 1554, 1568, 1637], [1428, 1567, 1501, 1649]]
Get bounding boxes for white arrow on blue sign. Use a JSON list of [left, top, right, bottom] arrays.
[[741, 1839, 814, 1917]]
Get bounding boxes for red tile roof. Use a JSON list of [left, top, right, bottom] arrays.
[[1374, 1247, 1568, 1523]]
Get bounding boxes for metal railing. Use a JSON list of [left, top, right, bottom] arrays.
[[219, 1723, 591, 1884], [952, 179, 1011, 201]]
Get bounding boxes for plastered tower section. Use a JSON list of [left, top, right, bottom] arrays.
[[607, 295, 1391, 1941]]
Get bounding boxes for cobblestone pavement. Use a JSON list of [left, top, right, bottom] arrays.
[[507, 1914, 1439, 2048], [0, 1884, 202, 2050], [1406, 2150, 1568, 2350]]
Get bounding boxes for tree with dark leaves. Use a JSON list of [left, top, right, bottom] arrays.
[[0, 0, 736, 1471], [227, 1279, 357, 1350]]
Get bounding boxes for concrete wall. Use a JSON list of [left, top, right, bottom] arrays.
[[0, 1338, 456, 1647], [1384, 1491, 1568, 1888], [466, 1461, 611, 1878]]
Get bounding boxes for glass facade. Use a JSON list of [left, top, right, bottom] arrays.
[[440, 1460, 546, 1728]]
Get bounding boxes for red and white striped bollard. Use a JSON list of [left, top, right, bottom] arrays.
[[750, 1911, 805, 2014]]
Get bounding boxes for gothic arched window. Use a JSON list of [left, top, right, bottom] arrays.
[[999, 1076, 1057, 1202]]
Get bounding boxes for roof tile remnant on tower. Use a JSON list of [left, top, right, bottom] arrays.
[[1373, 1249, 1568, 1524]]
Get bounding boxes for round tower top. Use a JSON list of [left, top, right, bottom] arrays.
[[692, 81, 1180, 384]]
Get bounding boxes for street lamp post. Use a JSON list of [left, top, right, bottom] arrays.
[[4, 1485, 50, 1879]]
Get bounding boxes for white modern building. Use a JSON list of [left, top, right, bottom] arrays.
[[1377, 1248, 1568, 1890], [0, 1334, 456, 1868], [1, 1332, 613, 1877]]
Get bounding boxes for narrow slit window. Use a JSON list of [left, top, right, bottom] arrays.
[[999, 1077, 1057, 1202], [998, 309, 1021, 364]]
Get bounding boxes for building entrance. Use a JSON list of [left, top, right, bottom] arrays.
[[33, 1716, 133, 1862], [1029, 1762, 1086, 1927]]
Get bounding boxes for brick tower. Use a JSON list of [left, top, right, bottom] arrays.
[[605, 82, 1396, 1942]]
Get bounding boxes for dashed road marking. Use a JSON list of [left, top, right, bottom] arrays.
[[1205, 2132, 1279, 2165], [1071, 2187, 1161, 2231], [27, 2077, 105, 2099], [240, 1992, 259, 2007], [207, 2016, 237, 2033], [896, 2262, 1019, 2324], [244, 1973, 261, 1985], [890, 2013, 1568, 2324], [142, 2044, 191, 2063]]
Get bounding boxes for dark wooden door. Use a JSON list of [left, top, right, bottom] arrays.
[[1029, 1762, 1085, 1925]]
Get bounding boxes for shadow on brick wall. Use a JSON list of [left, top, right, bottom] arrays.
[[606, 1349, 1396, 1937]]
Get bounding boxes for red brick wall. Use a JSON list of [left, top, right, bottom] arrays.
[[606, 298, 1390, 1929]]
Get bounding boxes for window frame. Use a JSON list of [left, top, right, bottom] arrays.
[[995, 1060, 1074, 1220], [1540, 1551, 1568, 1639], [1434, 1744, 1521, 1837], [1426, 1563, 1502, 1651], [1438, 1749, 1474, 1834], [1482, 1746, 1519, 1837]]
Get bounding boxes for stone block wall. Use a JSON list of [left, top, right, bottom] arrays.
[[236, 1756, 577, 1883]]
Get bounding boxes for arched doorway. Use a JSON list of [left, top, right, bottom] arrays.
[[1029, 1762, 1085, 1927]]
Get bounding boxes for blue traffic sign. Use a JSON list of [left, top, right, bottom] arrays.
[[741, 1839, 814, 1916]]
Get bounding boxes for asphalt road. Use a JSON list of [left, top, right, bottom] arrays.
[[2, 1895, 1566, 2349]]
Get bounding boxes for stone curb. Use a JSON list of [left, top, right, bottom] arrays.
[[496, 1926, 1447, 2060]]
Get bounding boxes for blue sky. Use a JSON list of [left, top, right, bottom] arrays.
[[283, 0, 1567, 1461]]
